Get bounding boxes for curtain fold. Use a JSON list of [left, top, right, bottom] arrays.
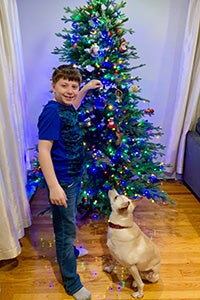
[[0, 0, 31, 260], [164, 0, 200, 175]]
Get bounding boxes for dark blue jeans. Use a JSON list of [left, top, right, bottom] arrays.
[[50, 177, 83, 295]]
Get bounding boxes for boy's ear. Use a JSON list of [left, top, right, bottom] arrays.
[[52, 83, 55, 93]]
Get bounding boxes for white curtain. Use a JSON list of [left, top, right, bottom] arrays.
[[165, 0, 200, 175], [0, 0, 31, 260]]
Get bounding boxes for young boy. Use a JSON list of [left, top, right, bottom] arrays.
[[37, 65, 102, 300]]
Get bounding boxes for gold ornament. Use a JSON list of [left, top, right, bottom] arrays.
[[130, 85, 139, 93]]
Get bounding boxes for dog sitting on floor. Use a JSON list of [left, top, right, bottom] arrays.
[[104, 189, 160, 299]]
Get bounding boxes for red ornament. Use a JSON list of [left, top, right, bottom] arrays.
[[73, 43, 77, 48], [116, 26, 121, 35], [145, 108, 154, 115], [107, 118, 122, 145], [107, 117, 116, 129], [119, 38, 127, 53]]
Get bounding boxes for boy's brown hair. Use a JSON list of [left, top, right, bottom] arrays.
[[52, 65, 82, 85]]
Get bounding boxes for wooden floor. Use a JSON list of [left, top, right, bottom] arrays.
[[0, 181, 200, 300]]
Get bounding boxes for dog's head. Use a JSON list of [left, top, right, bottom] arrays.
[[108, 189, 135, 215]]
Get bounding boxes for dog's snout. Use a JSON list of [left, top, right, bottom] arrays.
[[119, 200, 130, 210]]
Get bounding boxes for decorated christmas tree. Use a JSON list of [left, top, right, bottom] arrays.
[[51, 0, 171, 215]]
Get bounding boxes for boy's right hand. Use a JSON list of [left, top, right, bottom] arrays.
[[85, 79, 103, 91], [49, 185, 68, 208]]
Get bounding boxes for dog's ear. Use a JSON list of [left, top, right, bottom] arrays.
[[108, 188, 118, 195], [131, 200, 137, 211]]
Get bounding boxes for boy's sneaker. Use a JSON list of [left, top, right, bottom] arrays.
[[73, 286, 91, 300]]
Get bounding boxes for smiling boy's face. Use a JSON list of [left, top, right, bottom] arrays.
[[52, 77, 80, 106]]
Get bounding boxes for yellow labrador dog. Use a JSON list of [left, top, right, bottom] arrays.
[[104, 189, 160, 298]]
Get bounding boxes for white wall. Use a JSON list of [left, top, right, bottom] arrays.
[[16, 0, 189, 149]]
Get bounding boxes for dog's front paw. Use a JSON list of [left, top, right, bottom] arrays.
[[131, 291, 144, 298], [132, 280, 138, 288], [104, 265, 114, 273]]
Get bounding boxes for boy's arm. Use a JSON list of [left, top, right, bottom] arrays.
[[73, 79, 103, 109], [38, 139, 68, 207]]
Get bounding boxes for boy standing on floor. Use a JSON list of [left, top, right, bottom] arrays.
[[37, 65, 102, 300]]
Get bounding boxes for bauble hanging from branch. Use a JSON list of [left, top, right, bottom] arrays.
[[145, 108, 154, 115], [119, 38, 127, 53], [90, 43, 100, 56]]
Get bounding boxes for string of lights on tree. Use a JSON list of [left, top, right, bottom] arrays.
[[28, 0, 173, 215]]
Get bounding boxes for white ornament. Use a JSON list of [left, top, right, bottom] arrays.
[[90, 43, 100, 56]]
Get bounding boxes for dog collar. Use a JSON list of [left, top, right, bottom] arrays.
[[108, 221, 131, 229]]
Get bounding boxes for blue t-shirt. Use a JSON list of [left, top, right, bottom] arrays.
[[38, 100, 84, 183]]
